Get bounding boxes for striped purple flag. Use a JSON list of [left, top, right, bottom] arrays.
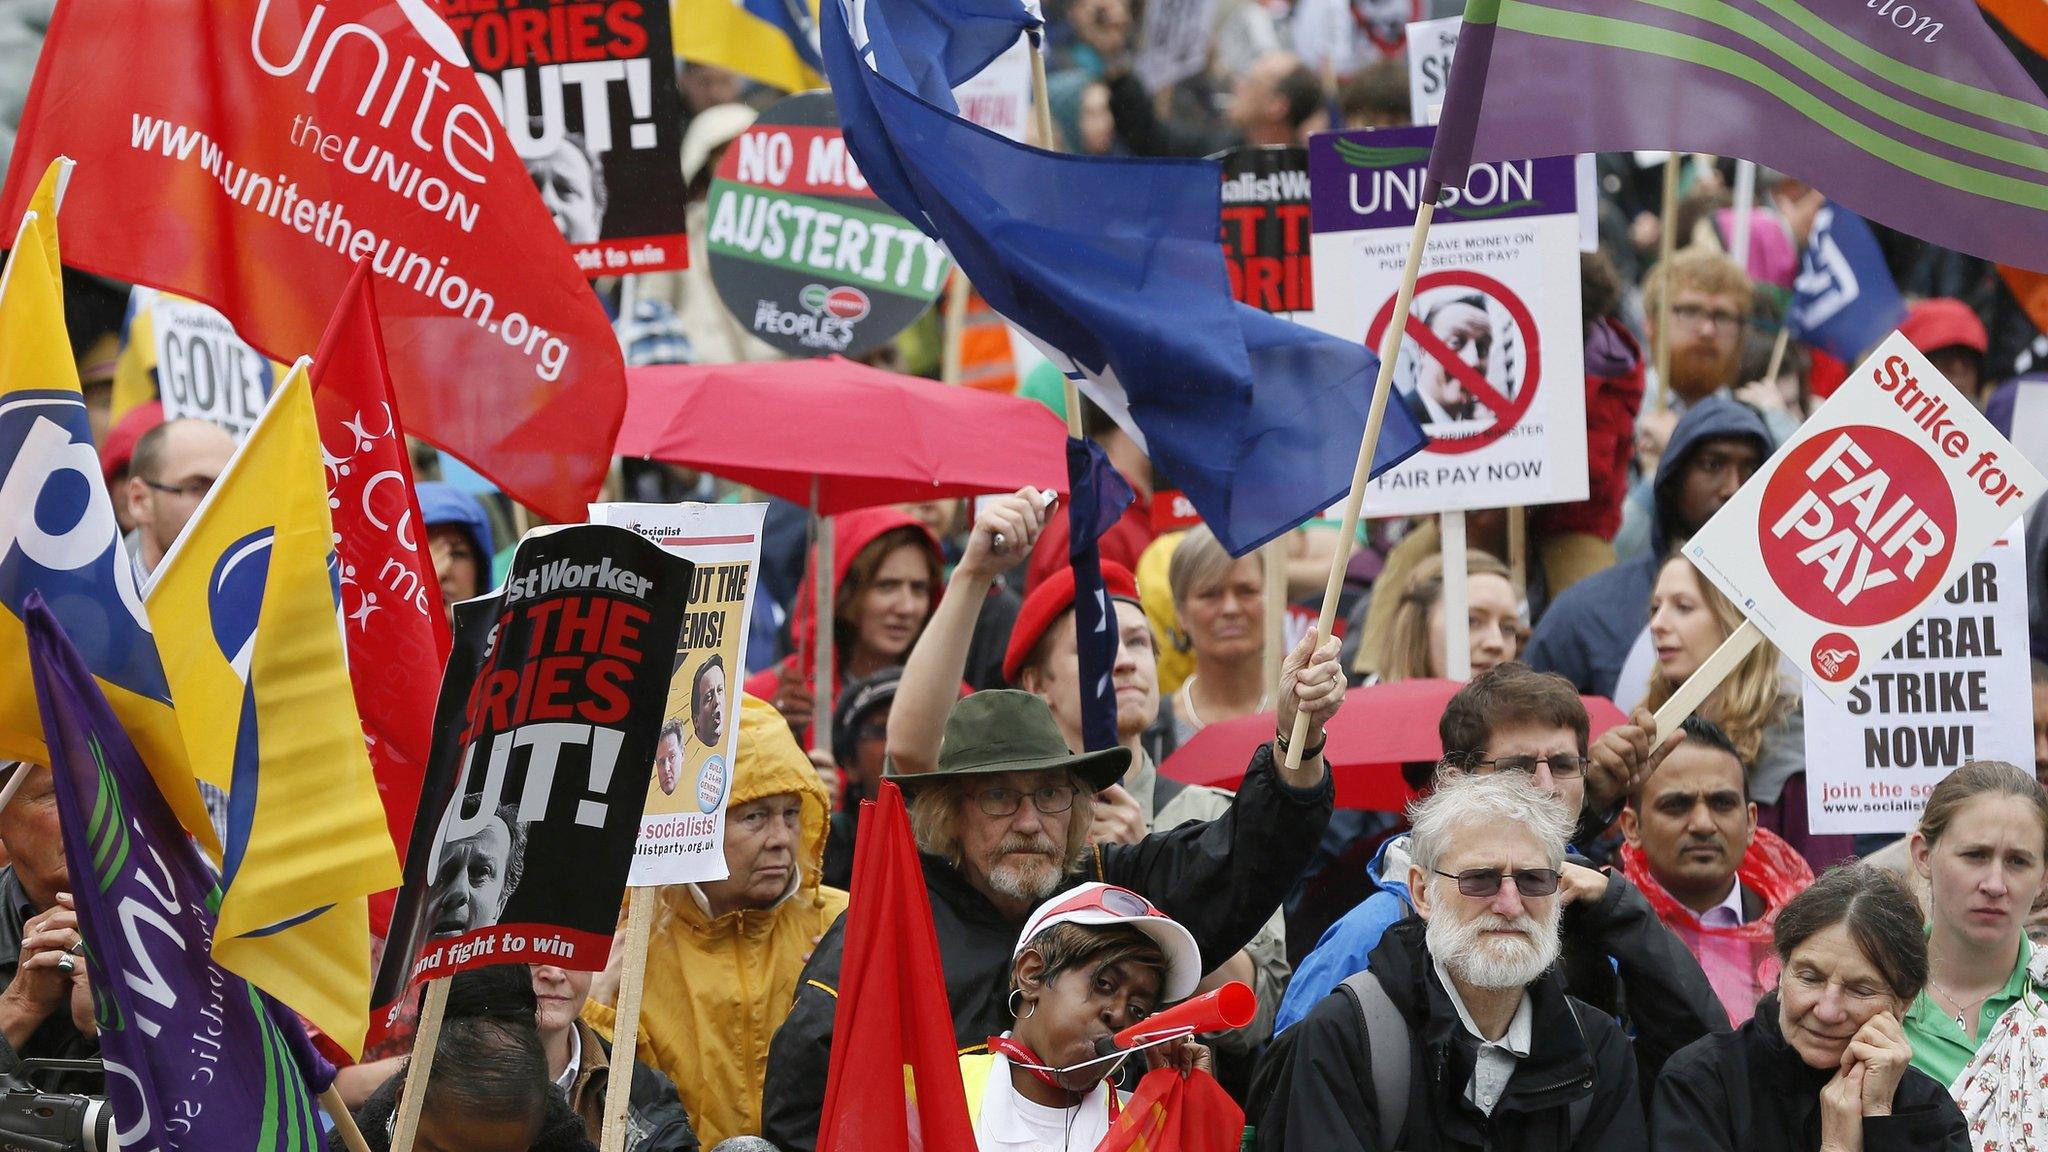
[[1426, 0, 2048, 271]]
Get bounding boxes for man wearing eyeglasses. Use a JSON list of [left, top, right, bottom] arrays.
[[1274, 663, 1727, 1087], [121, 417, 234, 576], [1254, 772, 1646, 1151]]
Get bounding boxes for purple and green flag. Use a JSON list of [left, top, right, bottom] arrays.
[[1427, 0, 2048, 271], [22, 595, 333, 1152]]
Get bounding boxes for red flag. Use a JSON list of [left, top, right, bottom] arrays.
[[817, 782, 977, 1152], [310, 262, 450, 868], [0, 0, 623, 522], [1097, 1068, 1246, 1152]]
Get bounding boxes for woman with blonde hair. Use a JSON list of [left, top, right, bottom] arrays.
[[1364, 550, 1520, 684], [1644, 553, 1849, 869], [1164, 525, 1269, 744]]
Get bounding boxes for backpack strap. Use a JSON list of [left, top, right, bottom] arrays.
[[1337, 971, 1409, 1150]]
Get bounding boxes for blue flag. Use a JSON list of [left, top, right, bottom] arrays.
[[1067, 438, 1134, 753], [22, 596, 334, 1152], [824, 0, 1426, 555], [1789, 204, 1907, 366]]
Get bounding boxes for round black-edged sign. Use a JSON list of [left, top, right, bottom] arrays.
[[705, 90, 950, 358], [1366, 268, 1541, 455]]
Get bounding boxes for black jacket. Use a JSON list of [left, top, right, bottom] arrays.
[[1252, 919, 1646, 1152], [1650, 993, 1968, 1151], [0, 868, 99, 1093], [760, 744, 1333, 1152], [1549, 865, 1730, 1082]]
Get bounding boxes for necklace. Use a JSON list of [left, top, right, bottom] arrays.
[[1926, 978, 1995, 1031], [1179, 674, 1271, 730]]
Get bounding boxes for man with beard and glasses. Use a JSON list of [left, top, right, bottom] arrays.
[[1275, 664, 1726, 1087], [1253, 773, 1646, 1151], [762, 627, 1344, 1152], [1527, 395, 1772, 698], [1640, 250, 1796, 442]]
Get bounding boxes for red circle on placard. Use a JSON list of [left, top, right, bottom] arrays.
[[1756, 425, 1956, 628], [1810, 633, 1861, 682], [1365, 269, 1541, 455]]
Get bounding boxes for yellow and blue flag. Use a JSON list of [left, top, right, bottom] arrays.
[[0, 158, 222, 858], [146, 363, 401, 1058], [674, 0, 822, 93]]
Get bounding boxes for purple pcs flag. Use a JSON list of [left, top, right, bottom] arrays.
[[1067, 438, 1135, 754], [1427, 0, 2048, 271], [825, 0, 1426, 555], [1789, 203, 1907, 364], [21, 596, 332, 1152]]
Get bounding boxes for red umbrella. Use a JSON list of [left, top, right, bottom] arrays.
[[1160, 678, 1631, 811], [618, 357, 1070, 757], [618, 358, 1069, 514]]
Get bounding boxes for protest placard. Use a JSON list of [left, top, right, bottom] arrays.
[[1304, 125, 1586, 517], [707, 91, 951, 357], [128, 288, 285, 440], [953, 37, 1034, 142], [1685, 332, 2047, 704], [1802, 526, 2032, 834], [370, 525, 692, 1024], [589, 501, 765, 885], [1134, 0, 1219, 93], [1404, 16, 1596, 251], [1218, 146, 1312, 316], [448, 0, 689, 276]]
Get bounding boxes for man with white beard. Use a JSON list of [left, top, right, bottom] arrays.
[[1252, 773, 1647, 1151]]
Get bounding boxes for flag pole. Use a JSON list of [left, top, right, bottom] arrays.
[[1654, 153, 1679, 411], [1281, 195, 1440, 770], [1029, 33, 1087, 440], [1650, 619, 1762, 740], [1441, 510, 1471, 680], [1763, 323, 1791, 393], [812, 474, 836, 755], [942, 271, 971, 386], [322, 1087, 375, 1152], [598, 887, 659, 1152], [389, 977, 451, 1152], [1507, 506, 1527, 599]]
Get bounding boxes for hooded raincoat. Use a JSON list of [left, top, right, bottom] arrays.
[[743, 507, 944, 747], [1525, 396, 1773, 698], [582, 695, 848, 1147]]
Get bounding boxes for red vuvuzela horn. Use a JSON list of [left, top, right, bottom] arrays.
[[1109, 981, 1257, 1049]]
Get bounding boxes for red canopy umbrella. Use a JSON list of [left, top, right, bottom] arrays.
[[618, 358, 1070, 755], [618, 358, 1069, 513], [1160, 678, 1631, 811]]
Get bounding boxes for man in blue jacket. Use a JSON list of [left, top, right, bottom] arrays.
[[1523, 396, 1772, 698]]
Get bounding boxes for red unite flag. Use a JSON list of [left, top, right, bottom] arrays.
[[0, 0, 623, 521], [311, 262, 449, 876], [817, 781, 977, 1152]]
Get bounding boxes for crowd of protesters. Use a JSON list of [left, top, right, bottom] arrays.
[[6, 7, 2048, 1151]]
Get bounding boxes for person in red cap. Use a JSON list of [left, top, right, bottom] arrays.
[[98, 400, 163, 537], [888, 488, 1291, 1068], [1899, 297, 1991, 405]]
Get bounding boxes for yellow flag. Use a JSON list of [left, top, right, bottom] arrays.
[[672, 0, 821, 94], [147, 365, 401, 1057], [0, 159, 223, 858]]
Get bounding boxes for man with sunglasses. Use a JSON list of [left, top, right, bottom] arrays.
[[764, 627, 1344, 1152], [1254, 772, 1646, 1151], [122, 416, 233, 576], [1275, 663, 1727, 1086]]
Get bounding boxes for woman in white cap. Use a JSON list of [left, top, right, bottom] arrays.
[[962, 882, 1217, 1151]]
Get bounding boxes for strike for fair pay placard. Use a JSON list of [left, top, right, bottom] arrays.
[[1305, 124, 1586, 517], [590, 501, 765, 885], [1803, 526, 2033, 834], [1686, 332, 2046, 704]]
